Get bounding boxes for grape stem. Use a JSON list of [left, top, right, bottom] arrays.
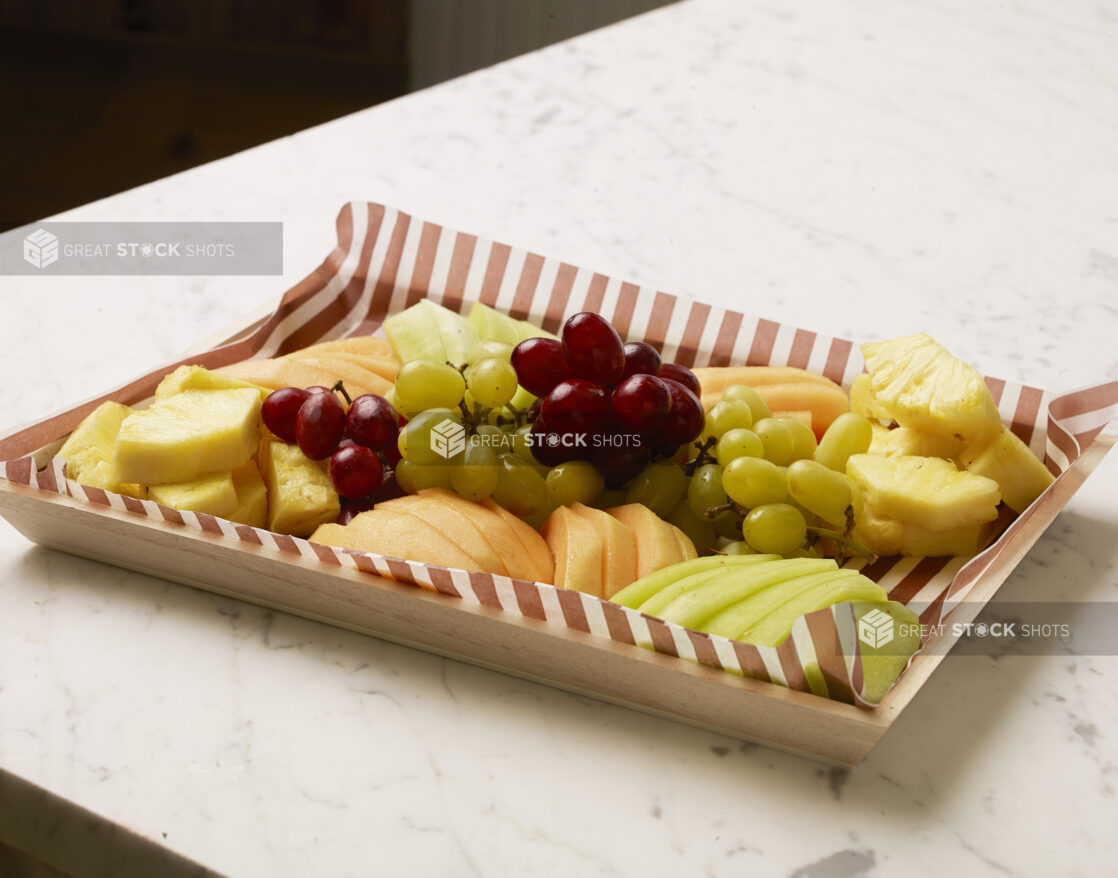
[[806, 525, 876, 563], [683, 437, 719, 475], [331, 381, 353, 406], [702, 500, 750, 520]]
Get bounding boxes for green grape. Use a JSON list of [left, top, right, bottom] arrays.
[[753, 417, 795, 465], [395, 459, 453, 494], [394, 361, 467, 412], [786, 459, 854, 527], [512, 424, 536, 462], [451, 436, 499, 501], [722, 540, 757, 556], [741, 503, 807, 556], [715, 428, 764, 466], [705, 399, 754, 440], [815, 412, 873, 472], [546, 460, 605, 507], [399, 408, 463, 465], [468, 357, 519, 408], [667, 498, 718, 555], [592, 488, 629, 510], [778, 416, 817, 462], [687, 463, 728, 519], [492, 454, 548, 516], [716, 513, 743, 540], [468, 339, 514, 365], [625, 460, 687, 518], [721, 384, 771, 422], [722, 457, 788, 508]]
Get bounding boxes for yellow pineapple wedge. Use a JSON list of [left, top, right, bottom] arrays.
[[849, 373, 893, 423], [228, 460, 269, 528], [958, 426, 1054, 513], [852, 499, 995, 557], [113, 388, 261, 485], [57, 401, 146, 498], [149, 472, 238, 517], [861, 333, 1002, 446], [847, 453, 1000, 531], [155, 364, 270, 404], [868, 425, 964, 460], [258, 436, 339, 536]]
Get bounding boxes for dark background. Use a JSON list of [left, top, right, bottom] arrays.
[[0, 0, 674, 233]]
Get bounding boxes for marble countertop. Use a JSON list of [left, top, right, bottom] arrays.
[[2, 0, 1116, 875]]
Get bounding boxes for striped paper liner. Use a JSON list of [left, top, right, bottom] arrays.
[[2, 202, 1116, 708]]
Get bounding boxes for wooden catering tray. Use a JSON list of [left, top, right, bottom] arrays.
[[2, 203, 1115, 765]]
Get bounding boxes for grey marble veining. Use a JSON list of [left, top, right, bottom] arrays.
[[2, 0, 1117, 875]]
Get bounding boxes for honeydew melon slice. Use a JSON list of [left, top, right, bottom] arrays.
[[735, 575, 888, 645], [609, 554, 779, 609], [652, 558, 838, 630]]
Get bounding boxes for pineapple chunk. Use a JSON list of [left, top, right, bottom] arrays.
[[958, 426, 1054, 513], [900, 519, 994, 557], [868, 425, 964, 460], [861, 333, 1002, 446], [155, 364, 270, 404], [849, 373, 893, 423], [113, 388, 261, 485], [228, 460, 269, 528], [847, 453, 1000, 531], [149, 472, 238, 517], [851, 504, 903, 557], [57, 401, 146, 498], [852, 500, 993, 557], [259, 437, 339, 536]]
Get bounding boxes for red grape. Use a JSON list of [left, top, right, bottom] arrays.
[[562, 312, 625, 384], [620, 341, 662, 381], [658, 362, 701, 396], [511, 337, 570, 397], [659, 378, 705, 445], [591, 435, 651, 488], [337, 497, 377, 525], [295, 391, 346, 459], [611, 374, 670, 433], [346, 393, 399, 450], [541, 379, 611, 436], [382, 441, 402, 468], [329, 444, 384, 498], [306, 385, 332, 396], [261, 387, 310, 443]]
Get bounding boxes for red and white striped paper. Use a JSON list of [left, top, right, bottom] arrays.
[[3, 202, 1116, 707]]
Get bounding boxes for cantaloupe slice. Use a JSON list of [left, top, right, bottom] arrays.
[[541, 506, 604, 596], [415, 489, 538, 582], [480, 499, 555, 584], [569, 502, 638, 599], [376, 495, 508, 576], [606, 503, 695, 579], [310, 509, 483, 573]]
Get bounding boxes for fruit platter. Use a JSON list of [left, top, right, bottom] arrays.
[[1, 202, 1115, 764]]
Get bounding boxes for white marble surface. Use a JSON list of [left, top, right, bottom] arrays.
[[2, 0, 1117, 875]]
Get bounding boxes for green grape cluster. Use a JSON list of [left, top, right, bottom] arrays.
[[680, 384, 874, 559]]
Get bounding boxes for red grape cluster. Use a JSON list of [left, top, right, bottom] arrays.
[[511, 312, 704, 486], [262, 384, 403, 507]]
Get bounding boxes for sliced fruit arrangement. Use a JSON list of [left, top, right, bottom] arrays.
[[52, 297, 1060, 690]]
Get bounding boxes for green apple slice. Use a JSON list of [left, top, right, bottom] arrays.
[[653, 558, 838, 630], [609, 554, 778, 609], [737, 576, 888, 646]]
